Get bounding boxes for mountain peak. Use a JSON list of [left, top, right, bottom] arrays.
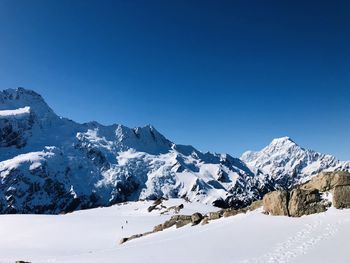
[[270, 136, 296, 146], [0, 87, 56, 120]]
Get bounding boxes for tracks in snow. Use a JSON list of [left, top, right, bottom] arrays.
[[240, 213, 348, 263]]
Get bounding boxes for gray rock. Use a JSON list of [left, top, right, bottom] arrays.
[[208, 211, 222, 220], [176, 219, 192, 228], [153, 198, 162, 206], [147, 205, 157, 213], [119, 237, 129, 244], [201, 217, 209, 225], [191, 212, 203, 225], [333, 185, 350, 209], [153, 224, 163, 232], [162, 218, 177, 229]]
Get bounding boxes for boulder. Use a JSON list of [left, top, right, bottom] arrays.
[[288, 188, 328, 217], [333, 185, 350, 209], [223, 208, 239, 218], [201, 217, 209, 225], [263, 190, 289, 216], [153, 198, 163, 206], [175, 204, 184, 213], [302, 171, 350, 192], [162, 218, 177, 229], [178, 215, 192, 221], [176, 219, 192, 228], [191, 212, 203, 225], [248, 200, 263, 211], [208, 211, 222, 220], [153, 224, 163, 232], [147, 205, 157, 213]]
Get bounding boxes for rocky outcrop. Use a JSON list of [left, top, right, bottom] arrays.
[[208, 211, 222, 220], [120, 201, 262, 245], [263, 171, 350, 217], [301, 171, 350, 192], [191, 213, 203, 225], [263, 190, 289, 216], [333, 185, 350, 209], [288, 188, 328, 217]]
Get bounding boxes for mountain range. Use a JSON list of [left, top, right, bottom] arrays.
[[0, 88, 349, 214]]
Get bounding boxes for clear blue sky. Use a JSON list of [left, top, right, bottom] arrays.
[[0, 0, 349, 159]]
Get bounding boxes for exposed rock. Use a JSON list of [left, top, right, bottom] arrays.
[[153, 224, 163, 232], [176, 219, 192, 228], [263, 190, 289, 216], [201, 217, 209, 225], [153, 198, 163, 206], [191, 212, 203, 225], [288, 188, 328, 217], [119, 237, 129, 244], [333, 185, 350, 209], [141, 231, 153, 237], [223, 208, 239, 218], [208, 211, 222, 220], [147, 205, 157, 213], [176, 203, 184, 212], [248, 200, 263, 211], [302, 171, 350, 192], [162, 204, 184, 214], [179, 215, 192, 221], [162, 218, 177, 229]]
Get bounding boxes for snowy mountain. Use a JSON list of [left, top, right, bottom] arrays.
[[241, 136, 350, 187], [1, 88, 348, 214], [0, 88, 273, 214]]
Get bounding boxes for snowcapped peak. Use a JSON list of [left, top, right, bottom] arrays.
[[241, 136, 349, 186], [0, 87, 56, 120], [270, 136, 295, 145], [264, 136, 300, 154]]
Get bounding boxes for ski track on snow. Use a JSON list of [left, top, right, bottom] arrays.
[[240, 214, 350, 263]]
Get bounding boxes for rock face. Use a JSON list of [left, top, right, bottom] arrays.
[[263, 172, 350, 217], [263, 188, 328, 217], [288, 188, 328, 217], [263, 190, 289, 216], [333, 186, 350, 209], [302, 171, 350, 209], [302, 171, 350, 192]]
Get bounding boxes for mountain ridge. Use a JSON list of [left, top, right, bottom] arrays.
[[0, 87, 348, 214]]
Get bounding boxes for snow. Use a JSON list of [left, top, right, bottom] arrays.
[[0, 149, 55, 174], [0, 88, 349, 214], [241, 136, 350, 185], [1, 200, 350, 263], [0, 106, 30, 118]]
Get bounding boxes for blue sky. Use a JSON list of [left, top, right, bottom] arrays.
[[0, 0, 349, 159]]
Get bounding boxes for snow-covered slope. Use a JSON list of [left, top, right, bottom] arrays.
[[1, 200, 350, 263], [241, 137, 350, 187], [1, 88, 348, 214], [0, 88, 273, 214]]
